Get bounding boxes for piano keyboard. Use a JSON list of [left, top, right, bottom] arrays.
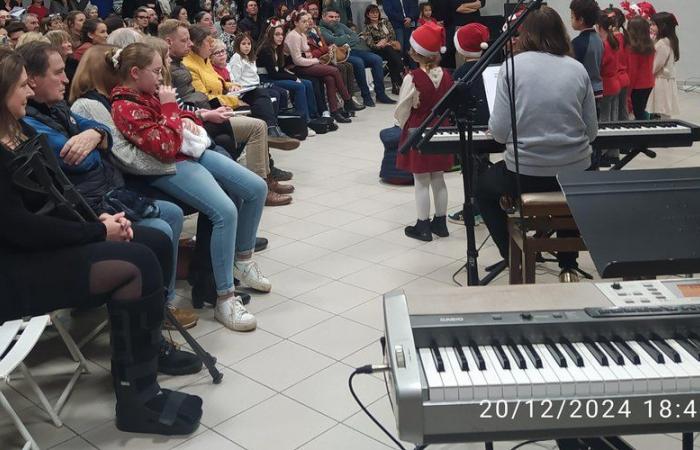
[[412, 119, 700, 154], [383, 280, 700, 445]]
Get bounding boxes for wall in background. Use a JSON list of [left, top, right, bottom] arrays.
[[481, 0, 700, 82]]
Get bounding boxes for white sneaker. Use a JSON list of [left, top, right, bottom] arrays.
[[307, 128, 316, 137], [234, 260, 272, 292], [321, 110, 331, 118], [215, 296, 257, 331]]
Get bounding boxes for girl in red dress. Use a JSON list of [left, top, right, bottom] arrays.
[[395, 21, 454, 241]]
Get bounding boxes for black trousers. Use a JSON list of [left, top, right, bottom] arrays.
[[631, 88, 652, 120], [1, 226, 170, 323], [373, 46, 404, 86], [476, 161, 579, 270], [241, 87, 279, 127]]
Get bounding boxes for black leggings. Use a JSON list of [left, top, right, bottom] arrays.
[[373, 46, 404, 86], [631, 88, 652, 120], [1, 227, 170, 322], [476, 161, 579, 270]]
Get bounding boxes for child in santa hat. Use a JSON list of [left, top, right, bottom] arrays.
[[395, 21, 454, 242]]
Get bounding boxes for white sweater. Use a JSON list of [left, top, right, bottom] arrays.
[[227, 53, 260, 86]]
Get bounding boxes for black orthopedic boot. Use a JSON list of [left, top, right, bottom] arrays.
[[108, 288, 203, 435]]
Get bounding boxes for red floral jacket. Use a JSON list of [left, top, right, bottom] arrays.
[[110, 85, 201, 163]]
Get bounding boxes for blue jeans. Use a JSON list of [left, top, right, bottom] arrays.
[[148, 150, 267, 295], [348, 50, 386, 97], [267, 78, 317, 122], [137, 200, 183, 302]]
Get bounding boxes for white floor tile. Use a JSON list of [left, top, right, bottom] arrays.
[[340, 265, 418, 294], [255, 300, 332, 338], [298, 423, 392, 449], [265, 267, 334, 298], [195, 327, 282, 367], [301, 228, 370, 251], [173, 429, 244, 449], [290, 316, 383, 360], [214, 394, 335, 450], [299, 251, 374, 280], [81, 419, 205, 450], [262, 242, 332, 268], [234, 340, 334, 391], [0, 404, 77, 449], [381, 248, 457, 276], [295, 281, 377, 314]]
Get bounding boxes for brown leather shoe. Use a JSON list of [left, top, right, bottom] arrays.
[[268, 126, 300, 150], [267, 175, 295, 194], [164, 304, 198, 330], [266, 190, 292, 206]]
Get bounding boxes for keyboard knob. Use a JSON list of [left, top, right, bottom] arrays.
[[612, 282, 622, 290], [521, 313, 533, 320]]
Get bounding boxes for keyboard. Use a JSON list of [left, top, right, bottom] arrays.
[[411, 120, 700, 155], [383, 279, 700, 445]]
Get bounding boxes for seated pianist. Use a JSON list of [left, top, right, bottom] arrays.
[[475, 6, 598, 283]]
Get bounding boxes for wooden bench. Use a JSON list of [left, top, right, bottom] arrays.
[[507, 192, 588, 284]]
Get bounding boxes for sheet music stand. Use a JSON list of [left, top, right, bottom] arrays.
[[557, 167, 700, 278]]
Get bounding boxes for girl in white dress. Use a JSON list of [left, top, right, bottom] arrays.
[[647, 12, 680, 117]]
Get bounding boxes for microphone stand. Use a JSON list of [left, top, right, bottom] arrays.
[[398, 0, 543, 287]]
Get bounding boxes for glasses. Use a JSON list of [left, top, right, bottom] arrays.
[[212, 49, 226, 55], [144, 67, 162, 76], [137, 15, 148, 19]]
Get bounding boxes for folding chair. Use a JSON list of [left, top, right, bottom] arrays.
[[0, 316, 61, 450]]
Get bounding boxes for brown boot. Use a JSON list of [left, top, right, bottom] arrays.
[[164, 304, 198, 330], [267, 175, 295, 194], [266, 190, 292, 206]]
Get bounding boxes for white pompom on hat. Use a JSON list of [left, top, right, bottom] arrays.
[[409, 21, 447, 57], [454, 23, 490, 58]]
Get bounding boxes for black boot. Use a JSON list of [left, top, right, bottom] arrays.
[[108, 289, 202, 435], [405, 219, 432, 242], [430, 215, 449, 237], [190, 271, 250, 308], [158, 337, 203, 376]]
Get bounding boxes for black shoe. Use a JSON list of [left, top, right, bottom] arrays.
[[333, 111, 351, 123], [376, 93, 397, 104], [363, 95, 376, 107], [343, 105, 356, 117], [110, 289, 202, 435], [255, 237, 268, 252], [430, 215, 449, 237], [345, 99, 365, 112], [328, 121, 339, 132], [270, 165, 293, 181], [405, 219, 432, 242], [158, 337, 203, 376]]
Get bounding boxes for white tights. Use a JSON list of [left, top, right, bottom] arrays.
[[413, 172, 448, 221]]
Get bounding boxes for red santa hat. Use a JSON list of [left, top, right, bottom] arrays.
[[410, 21, 446, 57], [454, 23, 490, 58], [620, 1, 656, 20]]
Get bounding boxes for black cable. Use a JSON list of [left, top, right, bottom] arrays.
[[510, 440, 542, 450], [349, 366, 406, 450], [452, 233, 493, 286]]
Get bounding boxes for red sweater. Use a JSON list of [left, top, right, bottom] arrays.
[[600, 38, 621, 97], [627, 50, 655, 90], [615, 33, 630, 89], [110, 86, 201, 163], [27, 4, 47, 19]]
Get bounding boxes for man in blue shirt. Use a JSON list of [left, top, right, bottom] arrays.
[[320, 8, 397, 106]]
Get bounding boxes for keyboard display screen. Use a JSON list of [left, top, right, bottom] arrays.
[[677, 283, 700, 298]]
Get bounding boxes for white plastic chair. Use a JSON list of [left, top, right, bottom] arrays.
[[0, 315, 60, 450]]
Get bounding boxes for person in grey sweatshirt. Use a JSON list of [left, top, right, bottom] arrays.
[[476, 6, 598, 282]]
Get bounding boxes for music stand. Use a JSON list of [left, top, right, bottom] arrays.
[[558, 167, 700, 278]]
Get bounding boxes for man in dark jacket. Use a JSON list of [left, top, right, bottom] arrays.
[[238, 0, 265, 42]]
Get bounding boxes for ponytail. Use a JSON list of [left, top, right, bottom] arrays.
[[105, 42, 158, 81], [597, 11, 619, 50]]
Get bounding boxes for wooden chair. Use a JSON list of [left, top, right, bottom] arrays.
[[507, 192, 588, 284]]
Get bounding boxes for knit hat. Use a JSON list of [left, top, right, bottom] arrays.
[[410, 21, 446, 57], [454, 23, 490, 58]]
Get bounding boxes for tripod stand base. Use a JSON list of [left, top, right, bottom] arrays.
[[480, 260, 508, 285]]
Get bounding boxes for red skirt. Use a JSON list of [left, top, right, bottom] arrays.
[[396, 146, 454, 174]]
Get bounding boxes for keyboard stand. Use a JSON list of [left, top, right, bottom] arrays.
[[612, 146, 657, 170]]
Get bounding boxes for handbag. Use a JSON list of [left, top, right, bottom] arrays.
[[100, 187, 160, 222], [180, 125, 211, 159], [319, 45, 350, 65]]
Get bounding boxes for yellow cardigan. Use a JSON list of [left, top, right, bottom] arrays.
[[182, 52, 239, 108]]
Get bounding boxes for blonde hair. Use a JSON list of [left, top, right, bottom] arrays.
[[16, 32, 50, 48], [143, 36, 172, 86], [45, 30, 71, 47], [158, 18, 188, 39], [409, 48, 440, 70], [69, 44, 121, 103]]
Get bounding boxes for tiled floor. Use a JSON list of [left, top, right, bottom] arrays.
[[3, 90, 700, 450]]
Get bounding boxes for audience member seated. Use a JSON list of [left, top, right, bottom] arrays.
[[322, 0, 353, 27], [362, 4, 405, 95], [27, 0, 48, 20], [219, 14, 238, 58], [133, 6, 151, 35], [84, 4, 99, 19], [305, 1, 361, 103], [23, 13, 41, 32], [159, 19, 294, 205], [107, 26, 143, 47], [0, 49, 203, 437], [109, 42, 269, 330], [45, 30, 74, 60], [66, 10, 86, 49], [257, 24, 318, 131], [285, 10, 358, 123], [73, 18, 108, 61], [41, 13, 65, 33], [15, 31, 49, 49], [238, 0, 264, 42], [16, 41, 195, 328], [320, 8, 397, 106], [194, 10, 217, 35], [171, 5, 190, 23], [184, 24, 300, 149], [6, 22, 26, 49]]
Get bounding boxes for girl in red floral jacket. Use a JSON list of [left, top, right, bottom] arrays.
[[110, 43, 270, 333]]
